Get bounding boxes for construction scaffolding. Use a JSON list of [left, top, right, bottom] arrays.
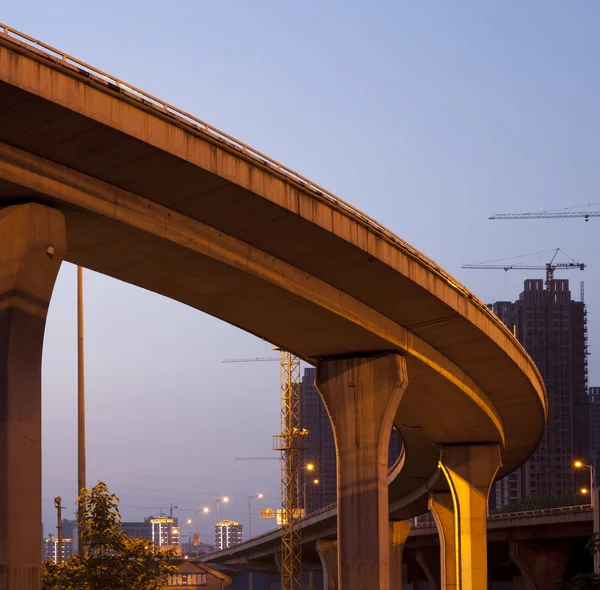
[[272, 351, 306, 590]]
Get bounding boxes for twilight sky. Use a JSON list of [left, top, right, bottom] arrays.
[[2, 1, 598, 541]]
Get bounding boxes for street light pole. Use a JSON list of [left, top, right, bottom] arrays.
[[192, 507, 209, 557], [302, 479, 319, 517], [248, 494, 264, 540], [575, 460, 598, 574], [215, 497, 229, 526], [77, 266, 86, 558]]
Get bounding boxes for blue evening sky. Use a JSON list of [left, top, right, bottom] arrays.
[[2, 1, 598, 540]]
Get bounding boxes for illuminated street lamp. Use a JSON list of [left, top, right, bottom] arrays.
[[575, 460, 598, 573], [248, 493, 264, 539], [303, 479, 319, 517], [215, 497, 229, 525], [192, 507, 210, 557]]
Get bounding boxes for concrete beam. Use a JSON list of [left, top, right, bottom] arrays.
[[0, 203, 67, 589], [317, 353, 408, 590], [429, 444, 501, 590]]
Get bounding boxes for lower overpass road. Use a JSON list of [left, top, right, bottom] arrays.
[[204, 505, 592, 589], [0, 24, 546, 590]]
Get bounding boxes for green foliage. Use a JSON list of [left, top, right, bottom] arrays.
[[42, 482, 177, 590], [556, 572, 600, 589], [555, 534, 600, 589]]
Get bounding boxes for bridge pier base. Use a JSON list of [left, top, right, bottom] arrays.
[[316, 540, 338, 590], [0, 204, 66, 590], [509, 539, 571, 590], [416, 547, 440, 590], [429, 444, 501, 590], [390, 520, 410, 589], [316, 352, 408, 590]]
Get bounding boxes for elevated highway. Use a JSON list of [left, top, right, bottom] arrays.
[[0, 24, 546, 589], [206, 505, 592, 589]]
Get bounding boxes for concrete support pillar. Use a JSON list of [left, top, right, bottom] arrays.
[[316, 353, 408, 590], [390, 520, 410, 590], [316, 540, 338, 590], [509, 540, 571, 590], [428, 444, 501, 590], [416, 547, 440, 590], [0, 203, 67, 589]]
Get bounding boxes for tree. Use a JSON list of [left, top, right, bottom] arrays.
[[43, 482, 177, 590], [556, 535, 600, 589]]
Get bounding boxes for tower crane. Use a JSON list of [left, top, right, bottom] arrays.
[[222, 350, 307, 590], [489, 204, 600, 221], [462, 248, 584, 291]]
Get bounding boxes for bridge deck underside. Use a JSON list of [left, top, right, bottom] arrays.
[[0, 40, 546, 519]]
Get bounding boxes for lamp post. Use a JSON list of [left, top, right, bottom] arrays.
[[302, 479, 319, 516], [248, 494, 264, 540], [215, 497, 229, 525], [575, 460, 598, 574], [193, 506, 210, 555]]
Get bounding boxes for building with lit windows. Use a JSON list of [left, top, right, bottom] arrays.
[[215, 520, 243, 550], [150, 517, 181, 553], [42, 537, 73, 563], [493, 279, 589, 509]]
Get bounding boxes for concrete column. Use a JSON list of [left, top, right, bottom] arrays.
[[316, 353, 408, 590], [0, 203, 67, 589], [428, 444, 501, 590], [509, 540, 571, 590], [316, 540, 338, 590], [416, 547, 440, 590], [390, 520, 410, 590]]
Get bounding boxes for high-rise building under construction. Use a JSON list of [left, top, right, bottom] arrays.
[[493, 279, 589, 508]]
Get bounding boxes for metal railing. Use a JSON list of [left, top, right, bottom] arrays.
[[410, 503, 592, 529], [488, 503, 591, 520], [0, 22, 544, 392]]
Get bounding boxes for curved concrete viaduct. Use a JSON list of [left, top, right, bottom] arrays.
[[0, 25, 546, 589]]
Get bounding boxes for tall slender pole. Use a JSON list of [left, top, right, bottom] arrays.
[[303, 483, 307, 516], [77, 266, 86, 557], [54, 497, 63, 564], [591, 462, 599, 575], [248, 497, 252, 540]]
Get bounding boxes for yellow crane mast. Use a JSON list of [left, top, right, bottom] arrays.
[[223, 350, 307, 590]]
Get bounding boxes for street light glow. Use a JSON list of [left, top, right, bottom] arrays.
[[306, 463, 315, 472], [582, 487, 589, 494], [258, 493, 264, 499], [314, 479, 319, 484], [575, 460, 584, 469], [223, 496, 229, 503], [186, 519, 192, 524], [203, 507, 209, 513]]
